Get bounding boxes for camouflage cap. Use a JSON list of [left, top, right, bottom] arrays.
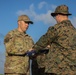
[[51, 5, 72, 17], [18, 15, 33, 24]]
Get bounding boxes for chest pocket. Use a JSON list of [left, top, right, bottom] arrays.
[[14, 35, 24, 50], [24, 36, 33, 51]]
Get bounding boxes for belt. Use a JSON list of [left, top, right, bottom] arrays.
[[8, 53, 26, 57], [45, 73, 57, 75]]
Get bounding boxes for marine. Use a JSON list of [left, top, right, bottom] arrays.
[[31, 5, 76, 75]]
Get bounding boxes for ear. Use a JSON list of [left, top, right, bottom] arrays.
[[18, 21, 21, 25]]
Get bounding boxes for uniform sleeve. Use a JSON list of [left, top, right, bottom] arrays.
[[26, 36, 34, 50], [33, 26, 58, 50], [4, 32, 30, 56]]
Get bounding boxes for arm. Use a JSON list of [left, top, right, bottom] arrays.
[[33, 26, 58, 51], [4, 31, 33, 56]]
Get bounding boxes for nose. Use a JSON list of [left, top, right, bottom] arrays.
[[25, 23, 29, 26]]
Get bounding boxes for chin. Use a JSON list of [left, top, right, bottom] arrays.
[[24, 29, 27, 31]]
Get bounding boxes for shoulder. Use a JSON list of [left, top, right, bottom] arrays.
[[5, 29, 16, 38], [25, 33, 33, 40], [48, 26, 57, 32], [4, 29, 16, 43], [48, 26, 54, 30], [25, 34, 34, 44]]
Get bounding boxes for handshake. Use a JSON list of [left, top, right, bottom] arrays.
[[26, 49, 49, 56]]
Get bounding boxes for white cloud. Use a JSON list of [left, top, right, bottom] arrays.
[[16, 3, 56, 25], [70, 17, 76, 27], [38, 1, 47, 9], [32, 10, 56, 25], [51, 4, 57, 10], [16, 2, 76, 28], [16, 4, 36, 17]]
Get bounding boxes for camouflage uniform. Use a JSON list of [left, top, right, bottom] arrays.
[[33, 5, 76, 75], [4, 29, 34, 75]]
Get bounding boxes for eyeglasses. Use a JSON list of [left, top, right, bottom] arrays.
[[24, 22, 30, 24], [53, 14, 59, 19]]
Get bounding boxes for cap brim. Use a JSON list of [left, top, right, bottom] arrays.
[[24, 21, 33, 24], [51, 13, 72, 17], [51, 13, 58, 17]]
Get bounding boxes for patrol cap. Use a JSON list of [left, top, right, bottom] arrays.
[[51, 5, 72, 17], [18, 15, 33, 24]]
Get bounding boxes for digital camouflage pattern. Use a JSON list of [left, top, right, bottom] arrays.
[[4, 29, 34, 74], [51, 5, 71, 17], [33, 20, 76, 75]]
